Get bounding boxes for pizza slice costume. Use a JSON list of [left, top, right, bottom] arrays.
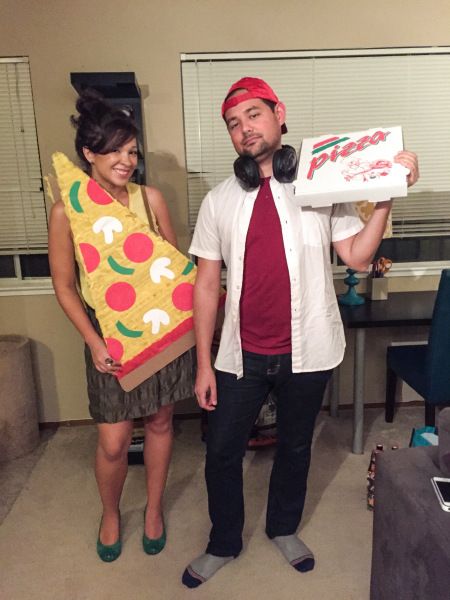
[[51, 152, 196, 423]]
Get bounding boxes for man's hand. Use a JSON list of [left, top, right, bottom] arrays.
[[394, 150, 419, 187], [195, 365, 217, 411]]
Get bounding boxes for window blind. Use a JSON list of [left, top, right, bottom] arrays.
[[181, 48, 450, 238], [0, 58, 47, 253]]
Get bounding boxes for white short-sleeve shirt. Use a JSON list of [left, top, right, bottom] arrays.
[[189, 175, 363, 378]]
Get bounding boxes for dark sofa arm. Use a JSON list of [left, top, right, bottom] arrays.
[[370, 446, 450, 600], [439, 407, 450, 476]]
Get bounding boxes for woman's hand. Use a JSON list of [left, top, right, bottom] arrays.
[[89, 337, 122, 374]]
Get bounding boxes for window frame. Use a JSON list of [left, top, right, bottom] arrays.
[[0, 56, 51, 293]]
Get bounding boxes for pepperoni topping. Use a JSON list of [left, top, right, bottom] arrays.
[[123, 233, 154, 263], [87, 179, 113, 205], [104, 337, 124, 361], [105, 282, 136, 311], [172, 282, 194, 312], [79, 243, 100, 273]]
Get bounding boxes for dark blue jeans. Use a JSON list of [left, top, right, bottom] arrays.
[[205, 351, 332, 557]]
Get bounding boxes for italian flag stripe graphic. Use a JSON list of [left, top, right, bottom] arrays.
[[313, 136, 340, 149], [312, 136, 350, 155]]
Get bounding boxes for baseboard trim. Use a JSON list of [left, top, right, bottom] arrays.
[[39, 412, 202, 429], [38, 401, 424, 429], [330, 400, 424, 411]]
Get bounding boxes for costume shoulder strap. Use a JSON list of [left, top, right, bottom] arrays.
[[44, 174, 62, 204], [140, 185, 161, 237]]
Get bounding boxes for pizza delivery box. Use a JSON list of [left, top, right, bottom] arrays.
[[293, 126, 409, 208]]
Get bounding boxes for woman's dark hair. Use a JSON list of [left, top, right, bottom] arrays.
[[71, 88, 139, 170]]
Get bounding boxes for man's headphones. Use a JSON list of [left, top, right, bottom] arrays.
[[233, 145, 298, 191]]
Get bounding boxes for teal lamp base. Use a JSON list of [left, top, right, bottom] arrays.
[[338, 268, 365, 306]]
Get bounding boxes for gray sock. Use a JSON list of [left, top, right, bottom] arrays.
[[183, 553, 234, 587], [272, 535, 315, 572]]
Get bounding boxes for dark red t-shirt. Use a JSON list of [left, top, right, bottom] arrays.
[[240, 177, 292, 354]]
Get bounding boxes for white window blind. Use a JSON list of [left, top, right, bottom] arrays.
[[0, 57, 47, 253], [181, 48, 450, 238]]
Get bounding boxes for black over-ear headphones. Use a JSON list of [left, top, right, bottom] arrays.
[[233, 145, 298, 191]]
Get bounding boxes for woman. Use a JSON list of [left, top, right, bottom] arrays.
[[48, 91, 194, 562]]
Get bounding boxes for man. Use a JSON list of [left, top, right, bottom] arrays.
[[182, 77, 419, 588]]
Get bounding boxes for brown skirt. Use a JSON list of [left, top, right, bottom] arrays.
[[84, 306, 196, 423]]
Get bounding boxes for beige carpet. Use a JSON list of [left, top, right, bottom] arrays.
[[0, 407, 424, 600]]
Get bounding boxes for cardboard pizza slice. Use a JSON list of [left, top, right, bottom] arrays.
[[51, 152, 211, 392]]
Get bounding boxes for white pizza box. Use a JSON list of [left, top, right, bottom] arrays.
[[293, 126, 409, 208]]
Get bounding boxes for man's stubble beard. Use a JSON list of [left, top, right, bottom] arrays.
[[240, 138, 275, 164]]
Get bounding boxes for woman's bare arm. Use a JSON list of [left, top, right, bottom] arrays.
[[48, 202, 118, 373], [143, 186, 178, 248]]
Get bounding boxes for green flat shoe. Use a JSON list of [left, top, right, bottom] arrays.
[[97, 514, 121, 562], [143, 509, 166, 555]]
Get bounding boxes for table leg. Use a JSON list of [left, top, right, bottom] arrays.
[[329, 366, 340, 417], [353, 328, 366, 454]]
